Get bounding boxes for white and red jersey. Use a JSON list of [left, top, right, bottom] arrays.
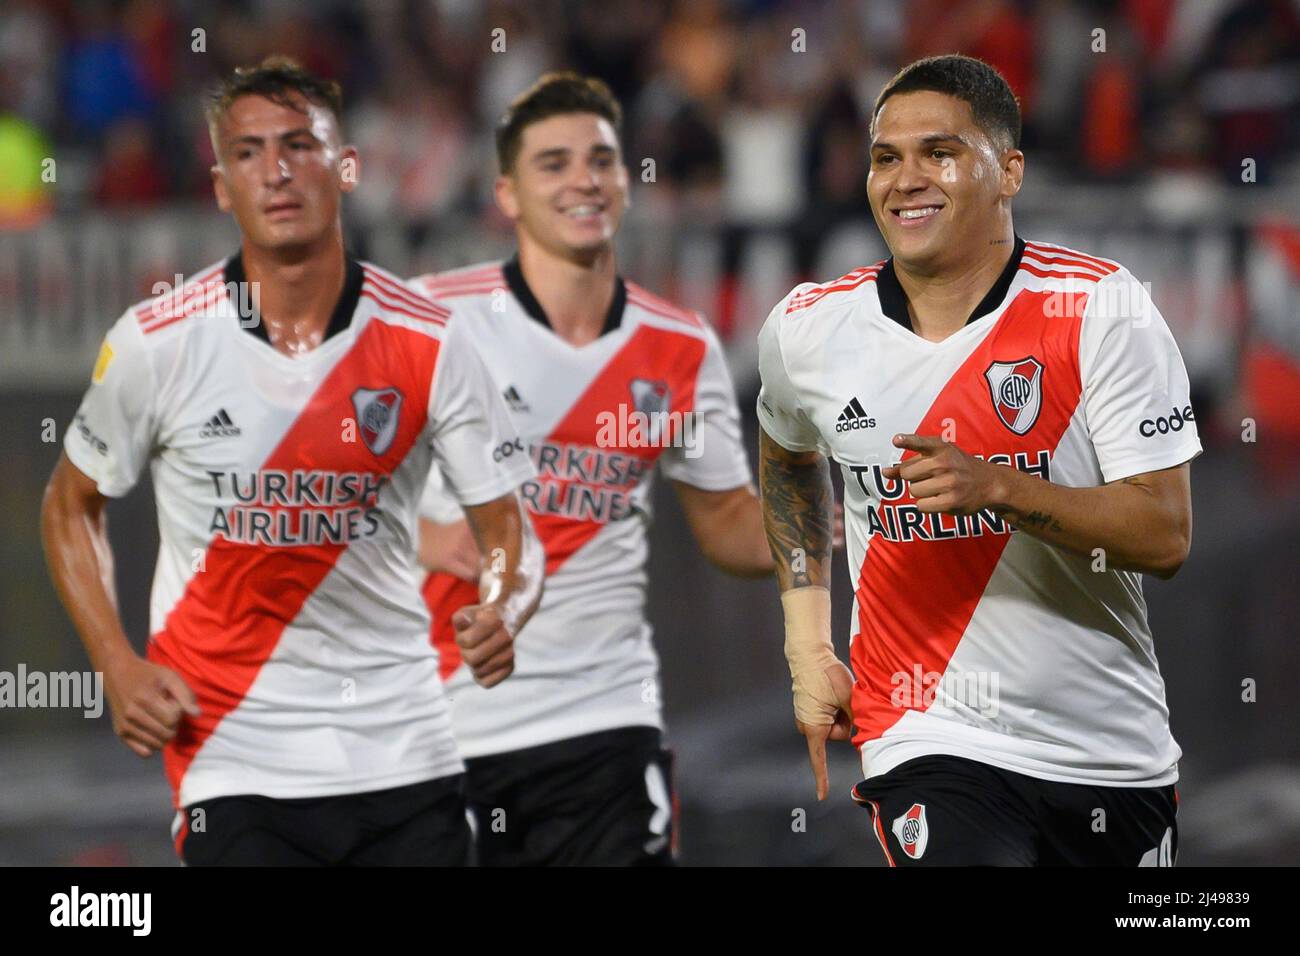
[[757, 238, 1202, 788], [63, 255, 533, 809], [413, 258, 752, 758]]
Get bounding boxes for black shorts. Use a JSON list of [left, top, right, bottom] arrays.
[[851, 755, 1178, 866], [177, 774, 471, 866], [464, 726, 676, 866]]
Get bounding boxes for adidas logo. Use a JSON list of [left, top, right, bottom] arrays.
[[199, 408, 241, 439], [503, 385, 529, 413], [835, 397, 876, 432]]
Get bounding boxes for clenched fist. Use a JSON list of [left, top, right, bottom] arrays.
[[452, 603, 516, 688], [104, 654, 201, 758]]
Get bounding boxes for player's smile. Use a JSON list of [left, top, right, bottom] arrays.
[[547, 182, 620, 249], [889, 203, 945, 228], [556, 198, 610, 231], [560, 201, 606, 222]]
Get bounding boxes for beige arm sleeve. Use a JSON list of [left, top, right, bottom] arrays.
[[781, 585, 852, 726]]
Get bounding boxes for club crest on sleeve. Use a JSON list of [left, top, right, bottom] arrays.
[[352, 387, 403, 455], [892, 802, 929, 859], [984, 357, 1043, 435]]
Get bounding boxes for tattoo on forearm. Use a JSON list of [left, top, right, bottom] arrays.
[[759, 431, 832, 589], [1008, 509, 1063, 532]]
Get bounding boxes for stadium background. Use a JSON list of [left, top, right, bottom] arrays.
[[1, 0, 1298, 865]]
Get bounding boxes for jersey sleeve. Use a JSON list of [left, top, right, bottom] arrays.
[[63, 309, 158, 498], [755, 290, 825, 454], [658, 321, 753, 490], [417, 462, 469, 524], [1079, 268, 1203, 483], [427, 317, 534, 506]]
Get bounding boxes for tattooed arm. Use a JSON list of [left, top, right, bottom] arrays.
[[759, 427, 854, 800], [991, 463, 1191, 579], [885, 433, 1193, 579], [759, 429, 834, 590]]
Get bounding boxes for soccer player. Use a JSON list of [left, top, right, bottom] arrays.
[[757, 55, 1200, 866], [40, 58, 543, 866], [413, 72, 773, 866]]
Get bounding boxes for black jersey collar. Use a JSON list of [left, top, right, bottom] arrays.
[[876, 235, 1025, 333], [503, 253, 627, 337], [224, 251, 364, 344]]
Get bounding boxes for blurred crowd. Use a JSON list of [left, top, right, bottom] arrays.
[[1, 0, 1298, 230]]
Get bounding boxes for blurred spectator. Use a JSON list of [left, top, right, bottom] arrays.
[[567, 0, 664, 105], [61, 0, 156, 139], [476, 0, 558, 130], [904, 0, 1038, 117], [123, 0, 179, 103], [1075, 0, 1147, 179], [721, 19, 807, 226], [0, 0, 61, 130], [0, 0, 1287, 220], [0, 112, 53, 228], [93, 117, 167, 207], [350, 63, 473, 222], [659, 0, 739, 103], [1191, 0, 1300, 183]]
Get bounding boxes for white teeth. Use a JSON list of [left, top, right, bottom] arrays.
[[566, 205, 600, 216], [899, 206, 939, 220]]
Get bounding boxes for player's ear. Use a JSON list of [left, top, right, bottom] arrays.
[[211, 164, 232, 213], [338, 145, 360, 193], [1001, 148, 1024, 199], [494, 173, 520, 221]]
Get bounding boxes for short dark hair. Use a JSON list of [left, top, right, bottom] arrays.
[[872, 55, 1021, 151], [206, 55, 344, 133], [495, 71, 623, 174]]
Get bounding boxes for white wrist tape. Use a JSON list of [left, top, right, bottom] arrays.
[[480, 508, 544, 638], [781, 585, 848, 726]]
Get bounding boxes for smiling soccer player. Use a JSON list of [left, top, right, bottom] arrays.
[[412, 73, 774, 866], [757, 55, 1200, 866]]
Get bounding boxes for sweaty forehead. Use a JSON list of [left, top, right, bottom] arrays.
[[219, 94, 339, 142], [872, 90, 981, 144]]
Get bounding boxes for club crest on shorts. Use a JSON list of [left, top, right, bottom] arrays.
[[984, 356, 1044, 435], [352, 387, 403, 456], [891, 803, 929, 859]]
